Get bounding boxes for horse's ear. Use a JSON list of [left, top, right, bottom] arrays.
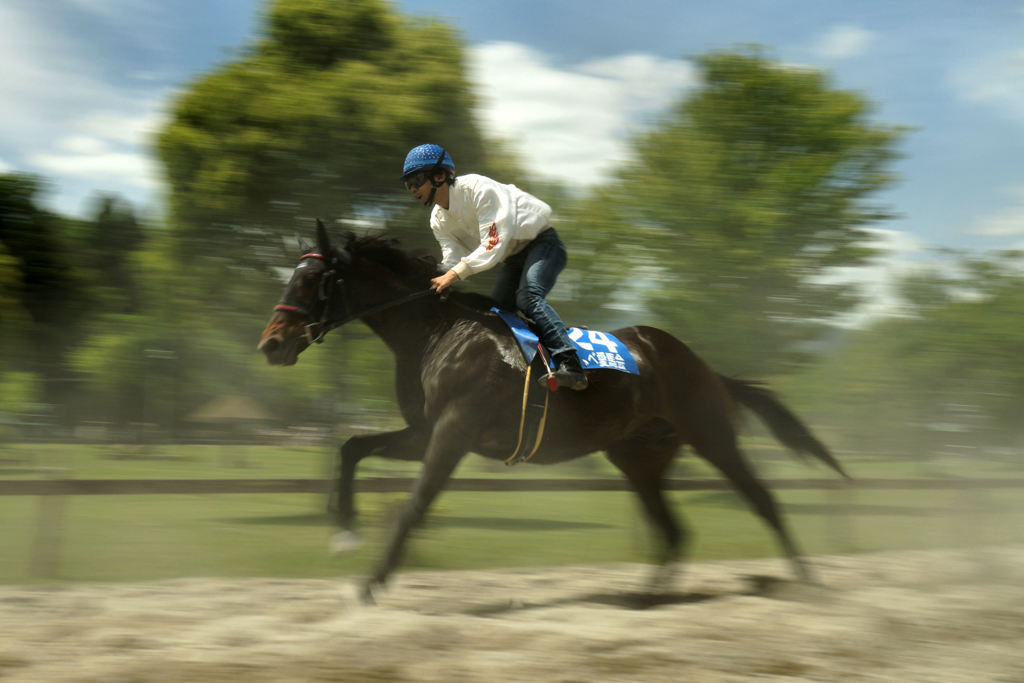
[[296, 233, 313, 255], [316, 219, 332, 255]]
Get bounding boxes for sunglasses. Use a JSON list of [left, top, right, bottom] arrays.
[[403, 171, 433, 190]]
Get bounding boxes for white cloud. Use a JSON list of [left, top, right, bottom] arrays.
[[30, 150, 159, 190], [56, 136, 111, 156], [950, 48, 1024, 122], [811, 24, 876, 60], [0, 158, 12, 173], [966, 184, 1024, 237], [468, 42, 698, 187], [0, 3, 169, 213], [818, 228, 932, 327], [26, 105, 170, 195], [76, 109, 168, 146]]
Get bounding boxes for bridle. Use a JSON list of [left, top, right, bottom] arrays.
[[274, 250, 435, 345], [273, 251, 339, 344]]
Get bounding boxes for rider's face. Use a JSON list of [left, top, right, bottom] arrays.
[[406, 171, 447, 207]]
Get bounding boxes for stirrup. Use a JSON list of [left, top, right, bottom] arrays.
[[554, 367, 588, 391], [537, 365, 588, 391]]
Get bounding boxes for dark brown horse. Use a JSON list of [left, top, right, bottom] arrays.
[[258, 222, 848, 602]]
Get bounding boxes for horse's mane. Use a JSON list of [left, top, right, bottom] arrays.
[[342, 231, 496, 312], [343, 232, 437, 281]]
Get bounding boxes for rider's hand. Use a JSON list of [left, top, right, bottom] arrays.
[[430, 270, 459, 294]]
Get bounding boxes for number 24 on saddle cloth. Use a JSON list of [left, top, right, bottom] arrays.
[[490, 307, 639, 374]]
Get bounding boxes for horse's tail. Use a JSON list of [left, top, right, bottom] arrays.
[[718, 374, 850, 479]]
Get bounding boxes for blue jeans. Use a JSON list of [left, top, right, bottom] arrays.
[[491, 228, 575, 358]]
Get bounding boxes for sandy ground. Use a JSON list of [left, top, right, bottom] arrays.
[[1, 546, 1022, 682]]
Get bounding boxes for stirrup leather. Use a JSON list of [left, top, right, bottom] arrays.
[[506, 347, 550, 465]]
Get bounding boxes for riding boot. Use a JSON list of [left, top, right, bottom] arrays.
[[551, 350, 588, 391]]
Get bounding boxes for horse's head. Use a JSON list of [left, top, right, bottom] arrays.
[[259, 222, 443, 365], [258, 220, 353, 366]]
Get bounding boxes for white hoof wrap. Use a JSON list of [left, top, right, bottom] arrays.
[[329, 530, 364, 555]]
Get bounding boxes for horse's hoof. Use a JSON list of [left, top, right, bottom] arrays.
[[329, 530, 364, 555], [792, 558, 817, 585], [647, 561, 680, 594], [359, 581, 377, 606]]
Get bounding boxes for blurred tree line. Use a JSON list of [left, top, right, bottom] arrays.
[[779, 250, 1024, 456], [2, 0, 1021, 455]]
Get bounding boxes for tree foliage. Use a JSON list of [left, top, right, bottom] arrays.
[[157, 0, 487, 265], [893, 252, 1024, 435], [16, 19, 1024, 452], [0, 173, 86, 371], [585, 49, 907, 374], [780, 249, 1024, 455], [70, 194, 146, 314]]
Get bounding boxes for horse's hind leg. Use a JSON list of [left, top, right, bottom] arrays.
[[606, 434, 686, 592], [692, 425, 814, 583]]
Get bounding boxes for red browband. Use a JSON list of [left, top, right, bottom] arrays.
[[274, 304, 299, 312], [301, 253, 324, 259]]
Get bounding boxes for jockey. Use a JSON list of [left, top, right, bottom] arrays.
[[401, 143, 588, 391]]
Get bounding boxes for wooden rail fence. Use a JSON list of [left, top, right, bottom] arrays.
[[4, 476, 1024, 496]]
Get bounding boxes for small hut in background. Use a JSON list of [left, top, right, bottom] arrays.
[[187, 395, 275, 467]]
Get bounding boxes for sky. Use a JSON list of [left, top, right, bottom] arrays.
[[3, 0, 1024, 318]]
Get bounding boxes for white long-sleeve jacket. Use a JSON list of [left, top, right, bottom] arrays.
[[430, 174, 552, 280]]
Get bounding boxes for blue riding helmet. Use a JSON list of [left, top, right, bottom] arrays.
[[401, 144, 455, 178]]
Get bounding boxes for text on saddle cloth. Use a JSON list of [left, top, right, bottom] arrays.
[[490, 307, 639, 374]]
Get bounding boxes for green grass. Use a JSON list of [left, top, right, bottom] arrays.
[[0, 443, 333, 480], [2, 442, 1023, 584]]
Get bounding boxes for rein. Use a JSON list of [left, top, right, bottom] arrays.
[[323, 288, 435, 330], [274, 251, 436, 344]]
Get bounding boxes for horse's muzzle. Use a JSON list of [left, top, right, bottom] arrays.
[[258, 317, 309, 365]]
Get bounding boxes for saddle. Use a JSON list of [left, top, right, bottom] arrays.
[[492, 307, 639, 465]]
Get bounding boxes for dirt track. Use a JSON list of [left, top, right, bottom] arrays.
[[1, 546, 1022, 682]]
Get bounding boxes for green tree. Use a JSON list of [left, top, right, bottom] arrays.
[[777, 321, 938, 459], [585, 48, 907, 374], [0, 241, 27, 360], [78, 195, 145, 313], [785, 250, 1024, 458], [154, 0, 502, 424], [157, 0, 488, 269], [0, 174, 87, 373], [0, 370, 42, 438], [894, 251, 1024, 441], [149, 0, 539, 433]]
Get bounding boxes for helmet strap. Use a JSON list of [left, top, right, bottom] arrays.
[[425, 183, 439, 208], [423, 146, 449, 208]]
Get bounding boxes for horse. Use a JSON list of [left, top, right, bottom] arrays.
[[258, 221, 848, 603]]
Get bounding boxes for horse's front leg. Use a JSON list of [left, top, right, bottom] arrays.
[[360, 413, 471, 603], [329, 427, 423, 554]]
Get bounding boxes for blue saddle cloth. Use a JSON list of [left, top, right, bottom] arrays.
[[491, 307, 639, 375]]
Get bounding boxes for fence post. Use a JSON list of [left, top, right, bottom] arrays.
[[30, 468, 69, 579], [827, 484, 858, 553]]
